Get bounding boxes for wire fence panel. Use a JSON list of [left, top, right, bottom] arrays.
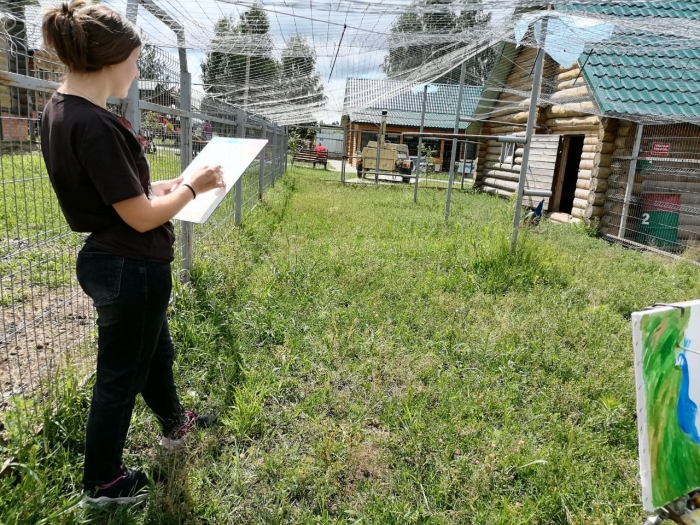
[[1, 72, 94, 426], [603, 122, 700, 260], [0, 44, 287, 432]]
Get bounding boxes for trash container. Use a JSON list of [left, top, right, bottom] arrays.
[[639, 192, 681, 248]]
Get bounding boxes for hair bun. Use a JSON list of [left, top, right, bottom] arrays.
[[43, 0, 140, 73], [59, 1, 87, 19]]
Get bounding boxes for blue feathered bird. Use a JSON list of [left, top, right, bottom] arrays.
[[523, 199, 544, 226], [675, 351, 700, 444]]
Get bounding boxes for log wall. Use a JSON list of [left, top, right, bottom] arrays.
[[476, 50, 613, 221]]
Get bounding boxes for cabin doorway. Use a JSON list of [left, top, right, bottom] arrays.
[[550, 135, 584, 214]]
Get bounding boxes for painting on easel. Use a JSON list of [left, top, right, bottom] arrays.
[[633, 300, 700, 511]]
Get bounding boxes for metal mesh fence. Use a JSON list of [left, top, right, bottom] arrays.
[[0, 41, 287, 433], [603, 122, 700, 260]]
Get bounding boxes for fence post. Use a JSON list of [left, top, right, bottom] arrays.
[[179, 72, 193, 282], [511, 47, 545, 254], [259, 125, 266, 200], [619, 124, 645, 238], [235, 109, 245, 226], [414, 84, 428, 202], [124, 0, 140, 133], [271, 127, 278, 187], [277, 127, 282, 181], [284, 127, 288, 174], [445, 61, 466, 221]]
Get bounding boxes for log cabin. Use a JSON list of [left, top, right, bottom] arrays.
[[472, 2, 700, 250]]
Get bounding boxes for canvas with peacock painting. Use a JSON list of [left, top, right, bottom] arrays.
[[633, 300, 700, 511]]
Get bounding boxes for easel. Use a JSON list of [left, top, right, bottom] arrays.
[[639, 303, 699, 525], [646, 492, 700, 524]]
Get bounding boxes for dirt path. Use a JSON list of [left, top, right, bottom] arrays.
[[1, 285, 93, 407]]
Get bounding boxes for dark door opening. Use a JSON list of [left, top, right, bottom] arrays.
[[551, 136, 584, 214]]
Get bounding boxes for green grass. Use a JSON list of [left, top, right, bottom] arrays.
[[2, 166, 700, 524], [0, 150, 65, 248]]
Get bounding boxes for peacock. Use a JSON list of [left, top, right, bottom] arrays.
[[675, 343, 700, 444], [522, 199, 544, 226]]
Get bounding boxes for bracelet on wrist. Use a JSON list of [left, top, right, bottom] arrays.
[[183, 183, 196, 199]]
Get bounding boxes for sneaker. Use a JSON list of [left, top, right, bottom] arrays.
[[81, 465, 150, 507], [159, 410, 216, 451]]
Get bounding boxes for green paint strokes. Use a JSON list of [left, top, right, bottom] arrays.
[[640, 310, 698, 508]]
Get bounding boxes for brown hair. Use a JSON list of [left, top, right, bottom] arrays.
[[42, 1, 141, 73]]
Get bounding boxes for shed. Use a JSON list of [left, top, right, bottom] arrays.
[[343, 78, 482, 171]]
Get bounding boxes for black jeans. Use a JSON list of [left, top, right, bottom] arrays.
[[77, 245, 184, 487]]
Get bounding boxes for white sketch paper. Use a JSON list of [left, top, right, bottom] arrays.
[[173, 137, 268, 224]]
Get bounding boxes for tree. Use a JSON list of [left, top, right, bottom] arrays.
[[201, 5, 279, 111], [138, 43, 172, 82], [279, 36, 325, 115], [383, 0, 495, 84]]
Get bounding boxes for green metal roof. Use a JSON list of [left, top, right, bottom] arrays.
[[349, 108, 472, 130], [558, 2, 700, 122]]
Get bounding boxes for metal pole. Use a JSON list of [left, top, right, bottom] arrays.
[[619, 124, 644, 238], [139, 0, 192, 281], [235, 109, 245, 226], [124, 0, 140, 133], [244, 56, 250, 111], [445, 61, 467, 221], [277, 127, 282, 180], [284, 127, 288, 174], [179, 71, 193, 283], [259, 125, 266, 199], [510, 47, 545, 253], [375, 111, 386, 184], [270, 124, 277, 184], [414, 85, 428, 203], [341, 122, 348, 184], [460, 139, 468, 190], [271, 127, 277, 186]]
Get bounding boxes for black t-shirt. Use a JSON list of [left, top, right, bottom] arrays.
[[40, 93, 174, 263]]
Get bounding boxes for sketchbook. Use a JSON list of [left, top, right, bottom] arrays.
[[173, 137, 268, 224]]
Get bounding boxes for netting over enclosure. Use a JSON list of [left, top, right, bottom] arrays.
[[3, 0, 696, 126]]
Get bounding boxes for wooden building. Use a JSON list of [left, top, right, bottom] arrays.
[[343, 79, 482, 171], [1, 3, 33, 141], [473, 43, 615, 219], [0, 2, 67, 141], [472, 2, 700, 249]]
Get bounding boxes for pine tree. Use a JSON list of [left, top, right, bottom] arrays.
[[383, 0, 495, 84], [279, 35, 325, 120], [201, 5, 279, 111]]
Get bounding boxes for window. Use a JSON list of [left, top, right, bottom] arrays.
[[500, 142, 515, 166]]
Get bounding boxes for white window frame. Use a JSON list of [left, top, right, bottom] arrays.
[[500, 142, 515, 167]]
